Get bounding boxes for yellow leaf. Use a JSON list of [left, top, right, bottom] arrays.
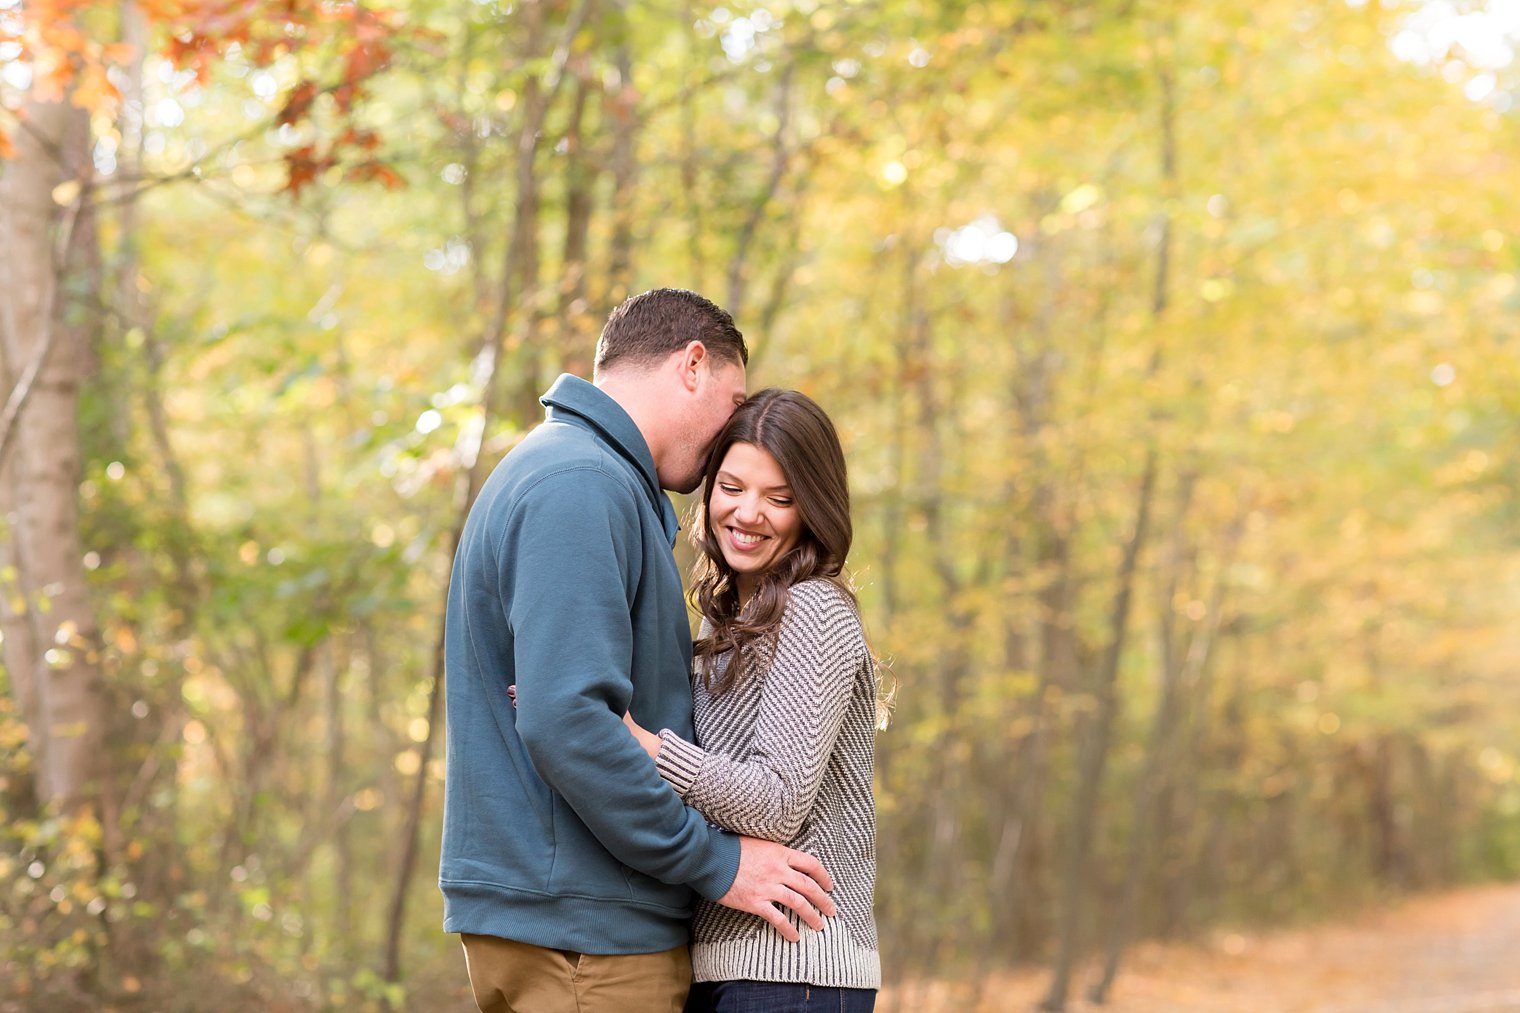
[[51, 180, 81, 207]]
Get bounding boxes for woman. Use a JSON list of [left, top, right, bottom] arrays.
[[624, 388, 881, 1013]]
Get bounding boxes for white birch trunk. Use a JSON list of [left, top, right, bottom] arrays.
[[0, 96, 108, 815]]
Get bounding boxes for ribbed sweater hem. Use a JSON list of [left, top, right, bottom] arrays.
[[691, 921, 881, 989]]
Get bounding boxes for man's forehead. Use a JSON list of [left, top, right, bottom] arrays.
[[716, 360, 748, 397]]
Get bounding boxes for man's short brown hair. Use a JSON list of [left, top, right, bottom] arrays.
[[593, 289, 748, 376]]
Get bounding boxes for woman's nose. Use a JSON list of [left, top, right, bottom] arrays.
[[734, 495, 763, 524]]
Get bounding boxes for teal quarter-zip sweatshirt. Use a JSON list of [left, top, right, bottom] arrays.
[[440, 374, 741, 953]]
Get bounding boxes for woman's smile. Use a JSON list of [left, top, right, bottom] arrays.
[[727, 527, 769, 549]]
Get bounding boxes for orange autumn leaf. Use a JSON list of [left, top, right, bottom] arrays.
[[71, 64, 120, 112], [101, 42, 138, 64]]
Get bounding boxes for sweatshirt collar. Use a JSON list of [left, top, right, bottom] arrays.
[[540, 374, 680, 544]]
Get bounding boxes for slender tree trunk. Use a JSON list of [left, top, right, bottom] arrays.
[[679, 0, 704, 285], [983, 225, 1074, 988], [322, 648, 353, 968], [605, 2, 638, 304], [1039, 450, 1159, 1013], [1042, 36, 1177, 1008], [559, 65, 597, 373], [725, 60, 794, 322], [1094, 497, 1243, 996], [1088, 475, 1195, 1002], [111, 2, 195, 953], [907, 299, 981, 971], [453, 26, 491, 317]]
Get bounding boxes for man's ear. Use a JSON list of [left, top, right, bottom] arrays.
[[678, 340, 709, 392]]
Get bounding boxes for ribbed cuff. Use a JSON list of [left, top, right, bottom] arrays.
[[687, 823, 741, 902], [655, 729, 706, 798]]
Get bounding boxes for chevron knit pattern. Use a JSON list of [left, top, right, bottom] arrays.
[[655, 578, 880, 989]]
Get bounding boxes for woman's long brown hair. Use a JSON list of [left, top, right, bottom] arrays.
[[689, 388, 855, 694]]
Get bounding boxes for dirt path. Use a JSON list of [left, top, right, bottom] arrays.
[[889, 882, 1520, 1012]]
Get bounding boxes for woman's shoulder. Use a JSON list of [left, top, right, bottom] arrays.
[[781, 578, 866, 647], [783, 576, 857, 612]]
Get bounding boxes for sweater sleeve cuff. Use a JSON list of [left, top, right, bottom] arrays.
[[687, 823, 741, 902], [655, 729, 706, 798]]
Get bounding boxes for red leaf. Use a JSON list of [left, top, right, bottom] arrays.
[[338, 127, 380, 151], [284, 145, 328, 196], [346, 160, 405, 190], [277, 80, 318, 126]]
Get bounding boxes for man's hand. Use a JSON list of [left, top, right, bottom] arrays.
[[716, 836, 837, 943]]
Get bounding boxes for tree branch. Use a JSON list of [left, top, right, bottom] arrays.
[[0, 192, 84, 472]]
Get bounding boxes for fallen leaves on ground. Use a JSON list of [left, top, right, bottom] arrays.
[[887, 882, 1520, 1012]]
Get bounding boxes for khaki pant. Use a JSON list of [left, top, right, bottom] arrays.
[[461, 933, 691, 1013]]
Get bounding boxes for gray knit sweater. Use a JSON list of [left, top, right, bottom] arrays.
[[654, 578, 880, 989]]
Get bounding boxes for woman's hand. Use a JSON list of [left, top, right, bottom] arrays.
[[623, 712, 662, 761]]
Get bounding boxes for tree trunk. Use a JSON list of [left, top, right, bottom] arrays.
[[0, 95, 107, 820], [985, 219, 1077, 983], [558, 65, 597, 374], [605, 2, 638, 304], [1089, 475, 1196, 1003], [111, 1, 198, 949], [1039, 449, 1159, 1012], [679, 0, 705, 285], [326, 642, 354, 962], [725, 60, 794, 323], [1042, 38, 1176, 1008]]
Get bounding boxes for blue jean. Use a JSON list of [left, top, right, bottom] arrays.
[[685, 980, 876, 1013]]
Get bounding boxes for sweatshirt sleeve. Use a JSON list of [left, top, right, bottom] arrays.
[[654, 582, 867, 843], [505, 467, 739, 900]]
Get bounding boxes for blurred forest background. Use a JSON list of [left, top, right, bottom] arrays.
[[3, 0, 1520, 1010]]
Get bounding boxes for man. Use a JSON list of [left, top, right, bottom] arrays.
[[441, 288, 836, 1013]]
